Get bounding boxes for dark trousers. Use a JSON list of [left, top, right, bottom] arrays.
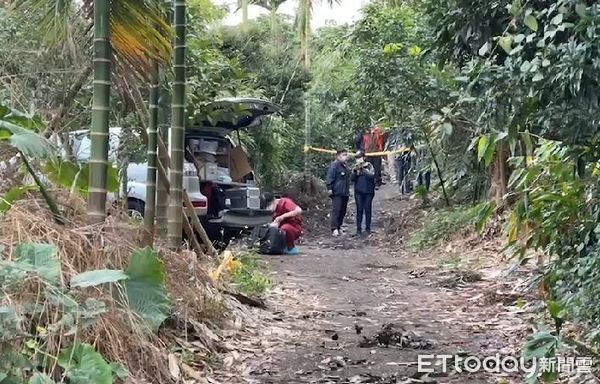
[[395, 156, 412, 194], [331, 195, 349, 231], [355, 193, 374, 232], [367, 156, 383, 186], [417, 171, 431, 191]]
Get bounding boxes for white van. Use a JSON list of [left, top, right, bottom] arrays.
[[63, 98, 279, 246]]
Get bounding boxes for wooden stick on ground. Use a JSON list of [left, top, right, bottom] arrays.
[[182, 209, 204, 257]]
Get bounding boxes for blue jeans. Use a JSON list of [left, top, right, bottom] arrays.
[[355, 193, 374, 232]]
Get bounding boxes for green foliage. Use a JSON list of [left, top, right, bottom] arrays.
[[57, 343, 112, 384], [0, 104, 53, 158], [44, 159, 119, 198], [0, 185, 37, 213], [71, 269, 129, 288], [506, 140, 600, 333], [230, 253, 272, 297], [121, 247, 170, 332], [407, 207, 479, 251], [7, 242, 60, 284], [28, 373, 56, 384], [521, 331, 562, 383], [0, 243, 170, 382]]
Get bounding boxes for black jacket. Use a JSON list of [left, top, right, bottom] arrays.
[[350, 162, 376, 195], [326, 160, 350, 197]]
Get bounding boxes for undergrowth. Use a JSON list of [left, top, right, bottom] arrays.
[[407, 206, 479, 251], [229, 253, 271, 297]]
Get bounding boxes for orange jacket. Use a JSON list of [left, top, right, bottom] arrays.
[[362, 126, 385, 153]]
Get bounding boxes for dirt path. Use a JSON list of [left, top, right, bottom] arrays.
[[212, 186, 537, 384]]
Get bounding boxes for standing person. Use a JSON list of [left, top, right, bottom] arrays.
[[326, 149, 350, 237], [355, 128, 368, 152], [351, 151, 376, 236], [363, 126, 385, 187], [263, 192, 303, 255]]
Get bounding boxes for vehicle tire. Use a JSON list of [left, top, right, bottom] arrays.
[[127, 198, 145, 220]]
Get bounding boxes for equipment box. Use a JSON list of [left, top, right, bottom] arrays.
[[224, 187, 261, 210]]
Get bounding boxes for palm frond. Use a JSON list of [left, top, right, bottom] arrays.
[[109, 0, 173, 73], [13, 0, 172, 78], [12, 0, 75, 44], [236, 0, 288, 12]]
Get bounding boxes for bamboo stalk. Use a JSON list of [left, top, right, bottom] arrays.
[[167, 0, 187, 249], [87, 0, 112, 223], [183, 191, 218, 257], [144, 63, 160, 241]]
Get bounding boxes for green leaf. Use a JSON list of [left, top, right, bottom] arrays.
[[521, 131, 533, 156], [106, 166, 119, 193], [110, 362, 129, 380], [12, 243, 60, 284], [522, 331, 559, 359], [575, 3, 587, 18], [477, 136, 488, 162], [532, 72, 544, 82], [79, 299, 107, 328], [475, 201, 496, 232], [484, 140, 497, 167], [524, 14, 538, 31], [478, 42, 490, 56], [551, 13, 563, 25], [28, 373, 56, 384], [120, 247, 170, 332], [499, 36, 513, 54], [510, 0, 522, 17], [45, 159, 81, 191], [520, 60, 532, 72], [0, 121, 53, 158], [542, 59, 551, 67], [0, 185, 37, 213], [58, 343, 112, 384], [71, 270, 129, 288], [495, 132, 508, 142], [407, 45, 422, 57], [442, 122, 453, 136], [0, 306, 22, 338], [547, 301, 566, 320]]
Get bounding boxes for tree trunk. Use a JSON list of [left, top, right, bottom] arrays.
[[490, 140, 508, 209], [87, 0, 111, 223], [301, 2, 311, 191], [168, 0, 186, 249], [242, 0, 249, 23], [144, 63, 160, 240], [156, 91, 170, 238]]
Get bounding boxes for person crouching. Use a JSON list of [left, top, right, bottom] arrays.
[[263, 193, 303, 255]]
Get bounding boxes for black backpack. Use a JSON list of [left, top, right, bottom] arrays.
[[253, 225, 287, 255]]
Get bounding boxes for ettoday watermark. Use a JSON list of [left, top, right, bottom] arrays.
[[417, 354, 593, 377]]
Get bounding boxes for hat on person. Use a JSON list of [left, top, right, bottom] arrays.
[[355, 150, 365, 159]]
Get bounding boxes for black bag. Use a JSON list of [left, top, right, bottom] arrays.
[[253, 225, 287, 255]]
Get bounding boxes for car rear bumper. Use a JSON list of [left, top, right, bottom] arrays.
[[208, 208, 272, 230]]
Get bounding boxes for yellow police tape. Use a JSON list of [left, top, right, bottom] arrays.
[[303, 145, 412, 157]]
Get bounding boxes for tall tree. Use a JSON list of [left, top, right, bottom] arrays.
[[87, 0, 111, 222], [296, 0, 337, 185], [242, 0, 249, 22], [167, 0, 187, 249], [144, 64, 160, 236], [13, 0, 173, 221]]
